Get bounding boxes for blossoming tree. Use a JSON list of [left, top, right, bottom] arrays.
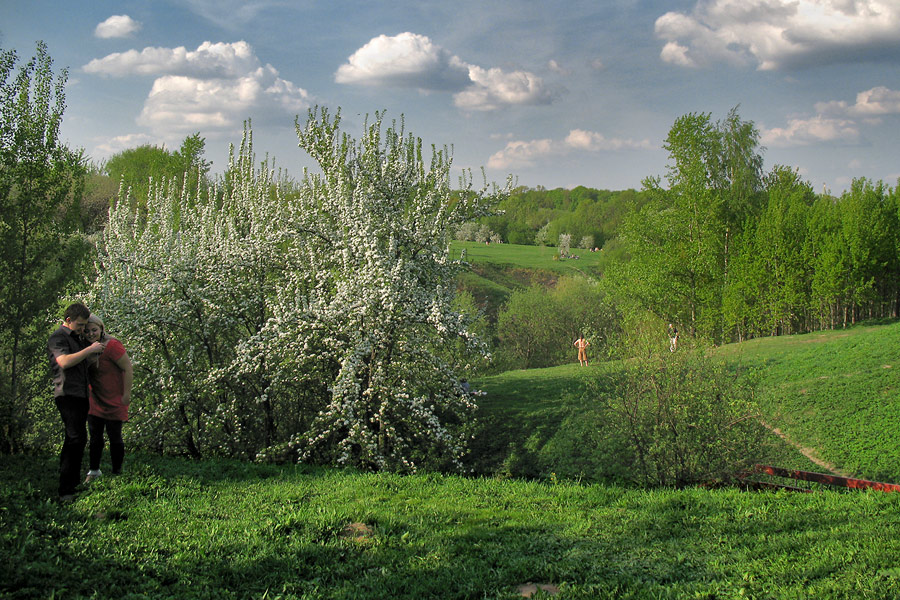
[[92, 108, 505, 470]]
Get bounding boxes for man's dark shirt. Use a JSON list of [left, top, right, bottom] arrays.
[[48, 326, 90, 398]]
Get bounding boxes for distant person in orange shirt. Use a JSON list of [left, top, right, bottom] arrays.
[[574, 334, 589, 366]]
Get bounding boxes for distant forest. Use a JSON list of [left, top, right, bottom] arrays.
[[476, 185, 647, 249], [470, 110, 900, 345]]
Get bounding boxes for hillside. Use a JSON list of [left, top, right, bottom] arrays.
[[452, 240, 606, 320], [6, 323, 900, 598], [715, 319, 900, 482], [470, 319, 900, 484]]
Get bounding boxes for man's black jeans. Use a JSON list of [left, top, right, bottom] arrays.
[[55, 395, 89, 496]]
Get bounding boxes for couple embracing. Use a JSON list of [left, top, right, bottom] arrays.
[[47, 302, 133, 501]]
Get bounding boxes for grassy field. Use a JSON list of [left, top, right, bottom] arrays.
[[451, 241, 604, 276], [4, 453, 900, 599], [713, 320, 900, 482], [8, 235, 900, 599]]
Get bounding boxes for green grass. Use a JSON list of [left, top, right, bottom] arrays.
[[468, 359, 821, 483], [8, 317, 900, 597], [5, 453, 900, 599], [712, 320, 900, 482], [451, 240, 603, 276]]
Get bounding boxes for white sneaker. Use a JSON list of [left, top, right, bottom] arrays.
[[84, 470, 102, 484]]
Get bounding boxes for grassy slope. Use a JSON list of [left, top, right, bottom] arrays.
[[4, 453, 900, 599], [714, 320, 900, 481], [452, 241, 604, 319]]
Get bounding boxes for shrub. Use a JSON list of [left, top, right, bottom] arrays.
[[587, 343, 766, 487]]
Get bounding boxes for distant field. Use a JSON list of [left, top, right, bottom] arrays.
[[450, 240, 603, 275]]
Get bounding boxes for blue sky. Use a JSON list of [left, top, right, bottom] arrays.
[[3, 0, 900, 193]]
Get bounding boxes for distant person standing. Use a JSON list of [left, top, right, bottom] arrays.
[[574, 334, 590, 366], [84, 314, 133, 482], [668, 323, 679, 352], [47, 303, 104, 501]]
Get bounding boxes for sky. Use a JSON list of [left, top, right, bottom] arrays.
[[2, 0, 900, 194]]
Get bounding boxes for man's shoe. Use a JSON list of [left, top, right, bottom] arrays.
[[84, 470, 102, 484], [59, 494, 76, 503]]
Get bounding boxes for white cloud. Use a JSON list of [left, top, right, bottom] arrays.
[[94, 133, 158, 156], [761, 115, 860, 147], [83, 41, 311, 139], [548, 60, 570, 75], [95, 15, 141, 39], [335, 32, 553, 111], [565, 129, 651, 151], [655, 0, 900, 70], [488, 138, 557, 169], [84, 41, 260, 78], [455, 65, 552, 111], [137, 67, 309, 134], [488, 129, 650, 169], [817, 86, 900, 117], [334, 32, 470, 90]]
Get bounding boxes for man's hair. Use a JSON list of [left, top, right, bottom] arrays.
[[63, 302, 91, 322]]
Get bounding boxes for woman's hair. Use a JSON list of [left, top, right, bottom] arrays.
[[87, 314, 108, 341]]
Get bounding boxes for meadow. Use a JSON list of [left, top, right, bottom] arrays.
[[5, 451, 900, 599], [450, 241, 605, 276], [6, 320, 900, 598], [7, 244, 900, 599]]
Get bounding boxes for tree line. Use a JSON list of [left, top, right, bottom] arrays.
[[609, 109, 900, 344]]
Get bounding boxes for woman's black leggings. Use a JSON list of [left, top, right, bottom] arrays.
[[88, 415, 125, 473]]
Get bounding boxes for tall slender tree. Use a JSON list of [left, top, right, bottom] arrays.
[[0, 42, 86, 452]]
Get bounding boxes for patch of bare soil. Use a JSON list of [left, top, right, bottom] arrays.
[[516, 583, 560, 597], [340, 522, 374, 543]]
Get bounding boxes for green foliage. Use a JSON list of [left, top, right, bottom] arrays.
[[104, 132, 211, 206], [5, 452, 900, 599], [497, 275, 620, 369], [481, 185, 647, 248], [0, 41, 89, 453], [610, 107, 900, 347], [589, 344, 766, 487]]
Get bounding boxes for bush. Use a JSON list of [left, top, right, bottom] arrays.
[[587, 344, 766, 486], [497, 275, 620, 369], [538, 340, 766, 486]]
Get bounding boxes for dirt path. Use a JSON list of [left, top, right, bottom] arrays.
[[760, 420, 851, 477]]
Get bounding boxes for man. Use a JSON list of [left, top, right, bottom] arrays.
[[668, 323, 679, 352], [47, 302, 104, 501], [574, 334, 590, 366]]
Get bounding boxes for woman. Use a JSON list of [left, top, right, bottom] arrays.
[[84, 314, 133, 481]]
